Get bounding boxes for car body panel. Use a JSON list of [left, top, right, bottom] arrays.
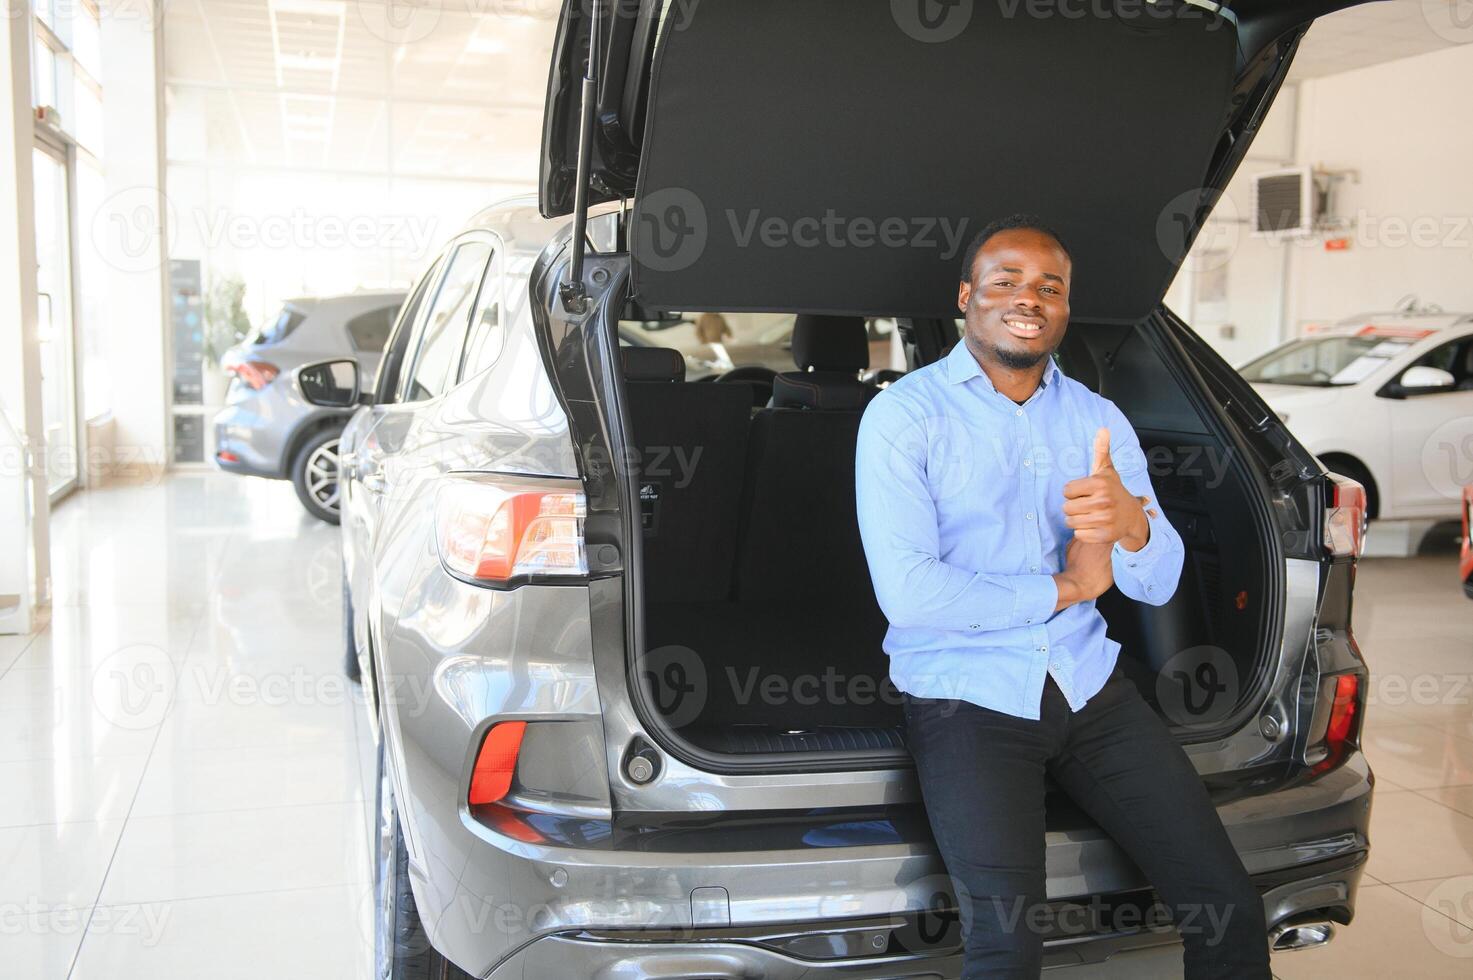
[[212, 290, 404, 481], [336, 198, 1373, 976], [1250, 317, 1473, 519]]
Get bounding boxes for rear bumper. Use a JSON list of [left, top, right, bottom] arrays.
[[485, 852, 1367, 979], [428, 752, 1373, 977], [212, 402, 290, 478]]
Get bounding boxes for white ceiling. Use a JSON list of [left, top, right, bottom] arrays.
[[163, 0, 1470, 183], [1289, 0, 1468, 81], [164, 0, 560, 184]]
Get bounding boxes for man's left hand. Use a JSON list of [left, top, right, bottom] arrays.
[[1062, 428, 1153, 551]]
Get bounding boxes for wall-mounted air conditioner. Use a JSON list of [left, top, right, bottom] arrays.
[[1251, 167, 1321, 237]]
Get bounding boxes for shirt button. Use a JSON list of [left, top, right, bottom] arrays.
[[1147, 585, 1155, 593], [1023, 459, 1032, 468], [1030, 565, 1038, 572], [1015, 408, 1023, 417], [1039, 645, 1048, 653], [1025, 512, 1035, 521], [970, 623, 980, 629]]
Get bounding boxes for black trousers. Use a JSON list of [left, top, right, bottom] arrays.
[[902, 663, 1271, 979]]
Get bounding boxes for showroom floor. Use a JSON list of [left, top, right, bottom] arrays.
[[2, 472, 1471, 979]]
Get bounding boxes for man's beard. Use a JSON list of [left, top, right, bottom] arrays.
[[984, 337, 1055, 371]]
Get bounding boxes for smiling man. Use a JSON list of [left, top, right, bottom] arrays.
[[854, 215, 1271, 978]]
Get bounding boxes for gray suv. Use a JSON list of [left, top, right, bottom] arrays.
[[213, 290, 405, 522], [308, 3, 1376, 976]]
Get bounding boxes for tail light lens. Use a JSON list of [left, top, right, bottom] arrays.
[[1311, 673, 1361, 775], [226, 360, 279, 390], [435, 478, 587, 586], [468, 721, 526, 805], [1323, 473, 1367, 559]]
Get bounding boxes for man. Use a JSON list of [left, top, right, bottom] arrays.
[[854, 215, 1270, 978]]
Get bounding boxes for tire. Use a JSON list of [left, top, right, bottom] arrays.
[[291, 428, 344, 525], [374, 740, 472, 980], [343, 575, 361, 684]]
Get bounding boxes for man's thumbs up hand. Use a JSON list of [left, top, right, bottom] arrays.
[[1063, 427, 1151, 550], [1090, 427, 1113, 475]]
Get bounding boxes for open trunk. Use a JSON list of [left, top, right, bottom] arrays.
[[625, 315, 1280, 760]]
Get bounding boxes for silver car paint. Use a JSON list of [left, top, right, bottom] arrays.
[[212, 291, 404, 478], [342, 200, 1371, 977]]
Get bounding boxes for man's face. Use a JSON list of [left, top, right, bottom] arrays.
[[957, 228, 1072, 371]]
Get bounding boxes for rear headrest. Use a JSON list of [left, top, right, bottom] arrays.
[[791, 315, 868, 372], [771, 372, 876, 411], [621, 346, 685, 382]]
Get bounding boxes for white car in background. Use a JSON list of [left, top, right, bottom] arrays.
[[1241, 308, 1473, 520]]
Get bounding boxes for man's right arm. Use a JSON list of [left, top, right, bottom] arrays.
[[854, 394, 1061, 632]]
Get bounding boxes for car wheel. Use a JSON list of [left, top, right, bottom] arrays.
[[292, 428, 344, 525], [344, 575, 361, 684], [374, 740, 472, 980]]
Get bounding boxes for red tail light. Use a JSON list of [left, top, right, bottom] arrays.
[[1312, 674, 1361, 774], [468, 721, 526, 805], [435, 478, 587, 586], [1324, 473, 1367, 559], [227, 360, 279, 390]]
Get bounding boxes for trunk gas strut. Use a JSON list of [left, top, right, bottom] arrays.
[[560, 0, 604, 315]]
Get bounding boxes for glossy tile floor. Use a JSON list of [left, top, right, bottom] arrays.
[[2, 472, 1471, 978]]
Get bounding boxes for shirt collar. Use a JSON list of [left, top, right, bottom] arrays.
[[944, 340, 1061, 395]]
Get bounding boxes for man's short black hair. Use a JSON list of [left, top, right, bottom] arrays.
[[959, 214, 1072, 283]]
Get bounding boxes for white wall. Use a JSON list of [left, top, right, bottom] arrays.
[[1285, 43, 1473, 332], [1166, 86, 1300, 367], [1171, 43, 1473, 365], [97, 5, 169, 477]]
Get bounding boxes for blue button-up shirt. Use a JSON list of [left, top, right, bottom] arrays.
[[855, 341, 1184, 720]]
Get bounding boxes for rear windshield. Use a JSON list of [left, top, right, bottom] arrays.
[[1239, 335, 1415, 387], [255, 306, 307, 345], [618, 312, 897, 379]]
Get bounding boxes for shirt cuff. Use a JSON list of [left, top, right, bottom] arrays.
[[1113, 508, 1167, 567], [1011, 574, 1058, 628]]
